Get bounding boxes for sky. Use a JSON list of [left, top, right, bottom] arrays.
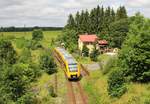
[[0, 0, 150, 27]]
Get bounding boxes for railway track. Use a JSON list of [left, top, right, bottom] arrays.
[[53, 50, 88, 104]]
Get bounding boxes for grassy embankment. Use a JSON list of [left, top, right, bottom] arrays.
[[80, 54, 150, 104]]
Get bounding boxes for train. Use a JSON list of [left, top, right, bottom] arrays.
[[54, 47, 80, 79]]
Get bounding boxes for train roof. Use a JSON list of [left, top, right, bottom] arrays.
[[56, 47, 77, 64]]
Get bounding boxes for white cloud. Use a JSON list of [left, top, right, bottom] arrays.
[[125, 0, 150, 8], [0, 0, 149, 27]]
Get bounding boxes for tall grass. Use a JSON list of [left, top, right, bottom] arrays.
[[98, 54, 117, 74]]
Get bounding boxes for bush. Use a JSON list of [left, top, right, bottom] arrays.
[[27, 40, 43, 50], [19, 48, 31, 63], [0, 39, 17, 65], [58, 29, 78, 53], [90, 46, 99, 61], [40, 53, 57, 74], [82, 45, 89, 57], [16, 92, 37, 104], [108, 67, 127, 97], [32, 29, 43, 41]]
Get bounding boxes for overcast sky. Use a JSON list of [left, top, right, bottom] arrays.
[[0, 0, 150, 27]]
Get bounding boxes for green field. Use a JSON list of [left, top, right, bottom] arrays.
[[0, 31, 61, 46]]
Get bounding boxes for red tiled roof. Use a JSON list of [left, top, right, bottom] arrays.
[[79, 34, 98, 42], [98, 40, 108, 45]]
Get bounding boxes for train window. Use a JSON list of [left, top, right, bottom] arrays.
[[68, 63, 78, 72]]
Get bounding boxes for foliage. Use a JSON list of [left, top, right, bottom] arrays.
[[65, 6, 127, 35], [108, 68, 127, 97], [99, 55, 117, 74], [65, 14, 76, 30], [19, 48, 31, 63], [27, 40, 43, 50], [90, 46, 99, 61], [3, 64, 29, 100], [109, 18, 129, 48], [40, 53, 57, 74], [82, 44, 89, 57], [116, 6, 127, 20], [0, 39, 17, 65], [32, 29, 43, 41], [119, 13, 150, 82], [16, 92, 37, 104], [58, 29, 78, 52]]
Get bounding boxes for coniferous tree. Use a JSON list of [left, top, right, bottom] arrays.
[[66, 14, 76, 30], [116, 6, 127, 20], [89, 8, 97, 33], [75, 11, 81, 33], [83, 10, 90, 33], [110, 8, 116, 22]]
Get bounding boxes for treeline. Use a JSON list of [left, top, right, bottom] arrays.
[[0, 26, 63, 32], [62, 6, 129, 49], [66, 5, 127, 34]]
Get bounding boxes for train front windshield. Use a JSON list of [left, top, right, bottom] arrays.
[[68, 63, 78, 72]]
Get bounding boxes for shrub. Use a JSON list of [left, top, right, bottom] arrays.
[[82, 45, 89, 57], [0, 39, 17, 65], [16, 92, 37, 104], [27, 40, 43, 50], [40, 53, 57, 74], [19, 48, 31, 63], [107, 67, 127, 97], [90, 46, 99, 61], [58, 29, 78, 52], [32, 29, 43, 41]]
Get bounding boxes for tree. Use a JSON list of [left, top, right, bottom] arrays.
[[75, 11, 81, 33], [0, 39, 17, 65], [90, 45, 99, 61], [65, 14, 76, 30], [82, 10, 90, 33], [89, 8, 97, 33], [109, 18, 129, 48], [3, 63, 31, 101], [40, 53, 57, 74], [32, 29, 43, 41], [119, 13, 150, 82], [116, 6, 127, 20], [108, 68, 127, 97], [59, 29, 78, 52], [82, 45, 89, 57]]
